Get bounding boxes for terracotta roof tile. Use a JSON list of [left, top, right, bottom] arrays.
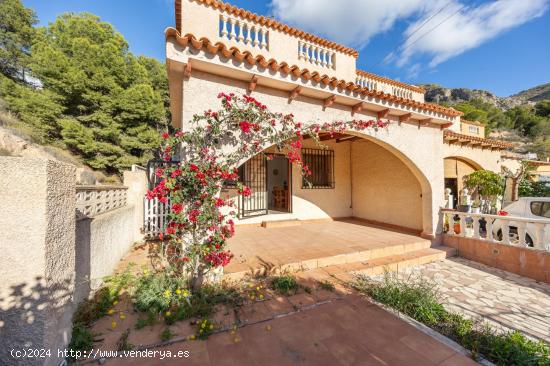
[[356, 70, 424, 94], [166, 28, 463, 118], [443, 129, 513, 149], [174, 0, 359, 57]]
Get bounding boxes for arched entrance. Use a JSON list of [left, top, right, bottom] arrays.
[[444, 157, 483, 208], [225, 131, 431, 235]]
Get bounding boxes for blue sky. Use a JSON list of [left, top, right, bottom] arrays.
[[23, 0, 550, 97]]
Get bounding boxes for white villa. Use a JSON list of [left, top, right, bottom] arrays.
[[165, 0, 520, 240]]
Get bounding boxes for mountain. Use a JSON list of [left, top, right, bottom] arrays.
[[421, 83, 550, 110]]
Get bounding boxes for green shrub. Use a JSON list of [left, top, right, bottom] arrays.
[[355, 273, 550, 365], [67, 323, 94, 359], [134, 271, 188, 313], [270, 275, 299, 295], [318, 280, 335, 292]]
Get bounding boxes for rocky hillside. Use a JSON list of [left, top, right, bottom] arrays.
[[421, 83, 550, 110]]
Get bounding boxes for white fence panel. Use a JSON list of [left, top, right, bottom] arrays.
[[143, 197, 171, 238]]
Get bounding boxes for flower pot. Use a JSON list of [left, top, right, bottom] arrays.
[[453, 223, 461, 234], [472, 207, 480, 214]]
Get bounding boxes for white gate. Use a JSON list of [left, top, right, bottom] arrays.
[[143, 197, 171, 238]]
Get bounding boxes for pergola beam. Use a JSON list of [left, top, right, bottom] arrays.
[[184, 61, 192, 78], [399, 113, 411, 124]]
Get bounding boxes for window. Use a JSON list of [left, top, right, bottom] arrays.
[[301, 148, 334, 189], [530, 201, 550, 218], [468, 125, 479, 134]]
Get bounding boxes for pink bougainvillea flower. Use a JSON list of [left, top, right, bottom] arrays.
[[162, 132, 170, 139], [239, 121, 252, 133], [172, 203, 183, 214]]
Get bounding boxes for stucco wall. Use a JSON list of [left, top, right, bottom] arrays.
[[178, 69, 444, 236], [351, 140, 423, 231], [0, 158, 76, 366], [443, 143, 500, 172], [75, 205, 136, 303]]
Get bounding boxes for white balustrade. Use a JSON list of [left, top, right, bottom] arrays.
[[76, 185, 128, 218], [440, 210, 550, 251], [355, 75, 378, 91], [219, 14, 269, 50], [298, 41, 335, 69]]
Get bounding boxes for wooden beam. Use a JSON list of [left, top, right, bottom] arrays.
[[323, 95, 336, 109], [351, 102, 363, 116], [289, 86, 302, 101], [184, 61, 192, 78], [399, 113, 411, 123], [248, 75, 258, 92], [377, 108, 390, 119], [336, 136, 361, 143], [319, 132, 344, 141]]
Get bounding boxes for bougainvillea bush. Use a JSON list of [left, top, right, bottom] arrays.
[[147, 93, 388, 290]]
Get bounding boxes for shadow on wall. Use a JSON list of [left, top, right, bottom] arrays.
[[75, 218, 92, 304], [0, 277, 74, 365]]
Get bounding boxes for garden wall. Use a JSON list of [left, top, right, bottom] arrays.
[[75, 205, 136, 303], [443, 235, 550, 283]]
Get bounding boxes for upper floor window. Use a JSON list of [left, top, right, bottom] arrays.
[[468, 125, 479, 134]]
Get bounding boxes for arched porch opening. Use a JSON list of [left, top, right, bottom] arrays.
[[223, 131, 432, 236], [444, 156, 483, 208]]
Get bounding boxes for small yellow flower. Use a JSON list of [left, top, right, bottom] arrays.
[[188, 335, 196, 341], [256, 286, 260, 291], [248, 284, 254, 288], [143, 269, 149, 275], [111, 321, 117, 329], [182, 290, 190, 297], [259, 294, 264, 300], [119, 313, 126, 320], [107, 309, 114, 315], [165, 311, 171, 317], [209, 324, 213, 330], [164, 290, 171, 298], [176, 289, 182, 295], [199, 329, 203, 334], [113, 300, 119, 306]]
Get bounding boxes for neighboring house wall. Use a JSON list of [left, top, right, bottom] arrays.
[[181, 70, 444, 237], [0, 158, 76, 366], [352, 140, 423, 231], [460, 121, 485, 138]]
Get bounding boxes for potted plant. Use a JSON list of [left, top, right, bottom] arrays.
[[453, 215, 461, 235], [463, 170, 504, 214], [471, 201, 481, 214]]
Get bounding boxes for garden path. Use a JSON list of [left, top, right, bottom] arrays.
[[403, 257, 550, 343]]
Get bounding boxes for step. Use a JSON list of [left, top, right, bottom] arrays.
[[223, 239, 435, 280], [319, 246, 457, 282]]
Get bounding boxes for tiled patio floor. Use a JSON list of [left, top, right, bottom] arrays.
[[226, 219, 429, 275], [404, 257, 550, 342], [108, 293, 477, 366]]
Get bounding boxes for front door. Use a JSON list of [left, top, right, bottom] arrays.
[[239, 154, 268, 218]]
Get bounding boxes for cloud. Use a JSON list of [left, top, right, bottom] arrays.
[[270, 0, 548, 67], [270, 0, 431, 48], [399, 0, 548, 67]]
